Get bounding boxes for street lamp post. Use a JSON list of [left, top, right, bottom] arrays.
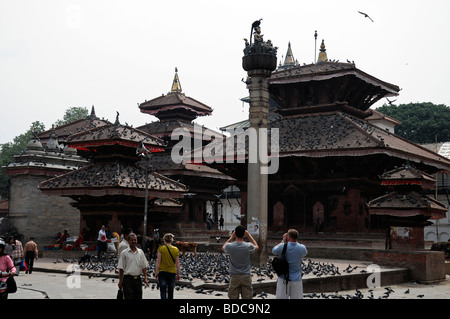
[[136, 141, 154, 242]]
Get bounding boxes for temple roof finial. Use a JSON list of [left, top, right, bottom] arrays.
[[170, 67, 182, 94], [317, 39, 328, 63], [277, 42, 296, 70], [90, 105, 96, 117], [87, 105, 98, 120], [283, 42, 296, 67]]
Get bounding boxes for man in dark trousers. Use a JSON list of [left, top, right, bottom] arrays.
[[24, 237, 38, 274], [117, 233, 148, 299]]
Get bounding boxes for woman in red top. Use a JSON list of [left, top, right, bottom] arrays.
[[0, 238, 16, 299]]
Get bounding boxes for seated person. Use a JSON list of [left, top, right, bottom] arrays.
[[56, 230, 70, 246]]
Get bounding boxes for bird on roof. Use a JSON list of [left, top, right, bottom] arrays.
[[358, 11, 374, 22], [252, 18, 262, 29]]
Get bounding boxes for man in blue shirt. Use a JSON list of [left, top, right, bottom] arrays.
[[272, 229, 307, 299]]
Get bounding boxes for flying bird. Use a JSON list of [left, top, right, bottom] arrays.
[[358, 11, 374, 22], [385, 97, 397, 105]]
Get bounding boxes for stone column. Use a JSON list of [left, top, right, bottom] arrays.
[[247, 69, 271, 264], [242, 21, 277, 265]]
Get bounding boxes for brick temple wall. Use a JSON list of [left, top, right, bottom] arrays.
[[8, 174, 80, 248]]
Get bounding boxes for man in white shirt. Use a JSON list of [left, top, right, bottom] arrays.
[[117, 233, 149, 299]]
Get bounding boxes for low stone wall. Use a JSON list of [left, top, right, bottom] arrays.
[[302, 268, 409, 294]]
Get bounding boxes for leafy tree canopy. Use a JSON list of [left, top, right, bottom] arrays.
[[375, 102, 450, 144], [53, 106, 89, 127]]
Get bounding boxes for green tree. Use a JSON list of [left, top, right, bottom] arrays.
[[54, 106, 89, 127], [375, 102, 450, 144]]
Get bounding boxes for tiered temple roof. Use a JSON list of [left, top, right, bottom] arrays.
[[137, 69, 234, 199], [38, 106, 108, 146], [138, 68, 213, 123], [208, 41, 450, 174], [368, 163, 447, 221], [39, 116, 186, 200]]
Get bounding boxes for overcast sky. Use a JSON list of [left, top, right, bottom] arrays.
[[1, 0, 450, 145]]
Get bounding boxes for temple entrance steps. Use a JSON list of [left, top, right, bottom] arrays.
[[163, 226, 230, 244], [165, 229, 387, 249], [267, 231, 386, 249]]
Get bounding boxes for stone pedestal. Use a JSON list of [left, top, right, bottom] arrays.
[[373, 249, 446, 283]]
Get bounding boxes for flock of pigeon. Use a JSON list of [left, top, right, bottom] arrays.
[[51, 251, 426, 299], [69, 252, 346, 283], [273, 112, 386, 153]]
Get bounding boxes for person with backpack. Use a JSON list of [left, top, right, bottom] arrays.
[[272, 229, 307, 299]]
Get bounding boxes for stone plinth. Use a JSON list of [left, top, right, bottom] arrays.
[[373, 249, 446, 283]]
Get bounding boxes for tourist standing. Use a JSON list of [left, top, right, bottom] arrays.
[[219, 215, 224, 230], [97, 225, 107, 258], [11, 237, 24, 267], [272, 229, 307, 299], [24, 237, 38, 274], [5, 237, 14, 259], [155, 233, 181, 299], [117, 233, 148, 299], [222, 225, 258, 299]]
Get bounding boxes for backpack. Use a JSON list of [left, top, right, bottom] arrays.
[[272, 243, 289, 279]]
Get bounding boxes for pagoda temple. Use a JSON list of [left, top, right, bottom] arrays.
[[137, 69, 234, 230], [39, 115, 187, 240], [203, 39, 450, 235], [368, 162, 448, 282], [368, 162, 447, 250]]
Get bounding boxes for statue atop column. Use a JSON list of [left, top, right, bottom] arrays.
[[243, 19, 278, 57], [243, 19, 278, 71]]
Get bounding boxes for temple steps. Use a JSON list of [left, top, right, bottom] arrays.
[[163, 227, 230, 244]]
